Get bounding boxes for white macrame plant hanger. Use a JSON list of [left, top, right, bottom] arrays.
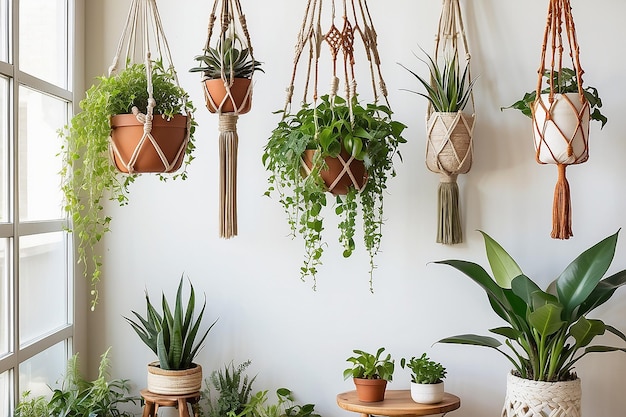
[[202, 0, 257, 239], [108, 0, 191, 174]]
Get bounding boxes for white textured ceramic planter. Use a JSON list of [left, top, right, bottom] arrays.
[[410, 381, 445, 404], [532, 92, 590, 165], [501, 372, 581, 417]]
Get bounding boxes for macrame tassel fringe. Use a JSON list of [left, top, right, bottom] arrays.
[[437, 175, 463, 245], [219, 114, 239, 239], [551, 164, 573, 240]]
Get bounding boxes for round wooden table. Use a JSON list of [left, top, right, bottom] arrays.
[[337, 390, 460, 417]]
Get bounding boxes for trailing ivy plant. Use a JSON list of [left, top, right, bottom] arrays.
[[263, 94, 406, 291], [502, 67, 607, 128], [59, 60, 196, 310]]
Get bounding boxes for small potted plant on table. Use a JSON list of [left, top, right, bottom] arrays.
[[401, 353, 447, 404], [343, 347, 395, 402]]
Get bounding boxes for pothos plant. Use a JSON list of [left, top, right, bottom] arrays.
[[502, 67, 607, 128], [59, 60, 196, 310], [263, 94, 406, 291]]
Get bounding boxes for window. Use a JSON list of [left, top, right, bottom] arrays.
[[0, 0, 79, 414]]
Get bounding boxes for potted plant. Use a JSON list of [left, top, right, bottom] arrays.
[[190, 32, 263, 114], [263, 94, 406, 291], [124, 275, 217, 395], [434, 230, 626, 416], [15, 348, 136, 417], [503, 67, 607, 165], [400, 353, 447, 404], [399, 49, 477, 245], [343, 347, 395, 402], [60, 61, 197, 310]]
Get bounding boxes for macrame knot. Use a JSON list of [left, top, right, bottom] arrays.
[[132, 106, 153, 135], [219, 114, 239, 133], [567, 143, 573, 157]]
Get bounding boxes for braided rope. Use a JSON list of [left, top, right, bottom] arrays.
[[501, 373, 581, 417]]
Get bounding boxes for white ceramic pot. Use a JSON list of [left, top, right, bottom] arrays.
[[532, 92, 590, 165], [410, 381, 445, 404]]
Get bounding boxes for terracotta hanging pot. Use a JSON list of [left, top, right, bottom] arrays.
[[146, 362, 203, 395], [109, 113, 190, 174], [533, 93, 590, 165], [353, 378, 387, 402], [203, 78, 252, 114], [501, 372, 581, 417], [301, 149, 368, 195], [425, 111, 473, 175]]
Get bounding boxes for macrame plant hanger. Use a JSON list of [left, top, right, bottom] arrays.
[[534, 0, 588, 240], [202, 0, 257, 239], [108, 0, 191, 174], [284, 0, 389, 122], [426, 0, 475, 245]]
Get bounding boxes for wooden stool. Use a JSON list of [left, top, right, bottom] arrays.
[[140, 389, 201, 417]]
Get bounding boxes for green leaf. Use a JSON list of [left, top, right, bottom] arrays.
[[528, 303, 564, 337], [480, 231, 523, 289], [438, 334, 502, 348], [570, 317, 605, 348]]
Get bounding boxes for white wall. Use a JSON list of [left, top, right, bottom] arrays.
[[84, 1, 626, 416]]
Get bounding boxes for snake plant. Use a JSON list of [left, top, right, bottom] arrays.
[[125, 276, 217, 370], [435, 230, 626, 382]]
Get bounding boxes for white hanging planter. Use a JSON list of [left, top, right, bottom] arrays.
[[501, 372, 581, 417], [532, 92, 590, 165], [410, 381, 445, 404]]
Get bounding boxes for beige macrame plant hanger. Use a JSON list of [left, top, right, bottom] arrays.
[[202, 0, 257, 239], [108, 0, 191, 174], [426, 0, 475, 245], [533, 0, 589, 240]]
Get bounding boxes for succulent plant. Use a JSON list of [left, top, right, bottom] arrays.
[[190, 34, 263, 80]]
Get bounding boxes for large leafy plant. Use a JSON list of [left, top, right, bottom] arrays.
[[343, 347, 395, 381], [124, 276, 217, 370], [263, 94, 406, 290], [399, 48, 476, 112], [502, 67, 607, 128], [60, 61, 197, 310], [435, 230, 626, 382], [15, 348, 135, 417]]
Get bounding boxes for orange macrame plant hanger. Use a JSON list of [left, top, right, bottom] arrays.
[[533, 0, 590, 240]]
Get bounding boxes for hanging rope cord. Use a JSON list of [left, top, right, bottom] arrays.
[[108, 0, 191, 174]]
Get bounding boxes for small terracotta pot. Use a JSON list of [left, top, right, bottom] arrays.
[[203, 78, 252, 114], [302, 149, 368, 195], [109, 113, 189, 174], [353, 378, 387, 402], [146, 362, 202, 395]]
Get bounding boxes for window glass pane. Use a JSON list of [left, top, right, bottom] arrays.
[[19, 342, 66, 399], [0, 77, 6, 222], [19, 0, 67, 87], [0, 238, 8, 356], [19, 232, 67, 345], [18, 86, 65, 221], [0, 0, 7, 62], [0, 370, 11, 416]]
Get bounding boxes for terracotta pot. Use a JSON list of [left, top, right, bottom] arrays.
[[410, 381, 445, 404], [203, 78, 252, 114], [533, 92, 590, 165], [426, 111, 474, 176], [353, 377, 387, 402], [146, 362, 202, 395], [302, 149, 368, 195], [109, 113, 189, 174], [501, 372, 581, 417]]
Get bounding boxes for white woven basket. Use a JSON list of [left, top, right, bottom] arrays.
[[501, 372, 581, 417]]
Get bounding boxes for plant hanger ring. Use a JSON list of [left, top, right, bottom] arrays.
[[107, 0, 191, 174]]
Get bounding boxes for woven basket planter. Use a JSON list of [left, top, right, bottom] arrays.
[[533, 93, 590, 165], [426, 111, 474, 176], [301, 149, 368, 195], [146, 362, 203, 395], [203, 78, 252, 114], [109, 113, 190, 174], [501, 372, 581, 417]]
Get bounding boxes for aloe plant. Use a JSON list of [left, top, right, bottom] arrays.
[[125, 276, 218, 370], [435, 230, 626, 382]]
